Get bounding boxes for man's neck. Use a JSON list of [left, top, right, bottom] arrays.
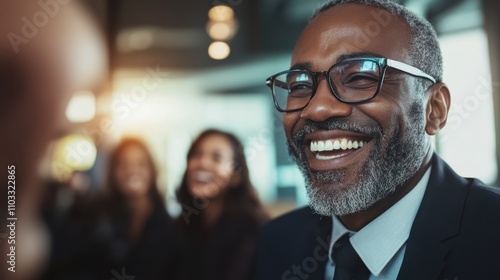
[[339, 146, 434, 231]]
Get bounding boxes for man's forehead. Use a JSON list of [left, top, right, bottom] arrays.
[[292, 3, 410, 68], [308, 3, 400, 31], [290, 51, 384, 70]]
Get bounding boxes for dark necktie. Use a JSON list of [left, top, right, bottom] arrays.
[[332, 234, 371, 280]]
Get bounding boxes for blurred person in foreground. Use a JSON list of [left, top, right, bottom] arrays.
[[0, 1, 106, 279], [176, 129, 268, 280], [255, 0, 500, 279]]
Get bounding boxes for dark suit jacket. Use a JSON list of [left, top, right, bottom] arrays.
[[255, 155, 500, 280]]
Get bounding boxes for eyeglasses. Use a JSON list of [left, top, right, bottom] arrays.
[[266, 57, 436, 112]]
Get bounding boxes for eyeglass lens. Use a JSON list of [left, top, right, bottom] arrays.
[[272, 59, 381, 111]]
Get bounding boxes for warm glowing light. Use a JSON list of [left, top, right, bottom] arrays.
[[208, 5, 234, 22], [66, 91, 96, 122], [51, 134, 97, 181], [129, 29, 154, 50], [208, 41, 231, 60], [207, 21, 238, 40], [209, 22, 231, 40]]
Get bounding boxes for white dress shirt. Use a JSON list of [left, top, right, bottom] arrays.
[[325, 167, 431, 280]]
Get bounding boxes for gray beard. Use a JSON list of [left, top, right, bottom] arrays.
[[288, 102, 427, 216]]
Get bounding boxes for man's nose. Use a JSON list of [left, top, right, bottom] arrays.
[[300, 80, 353, 122]]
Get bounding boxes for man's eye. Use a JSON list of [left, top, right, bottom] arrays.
[[289, 83, 312, 96], [343, 74, 379, 88], [290, 83, 311, 90]]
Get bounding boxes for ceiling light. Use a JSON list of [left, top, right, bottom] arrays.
[[208, 5, 234, 22], [207, 21, 234, 40], [208, 41, 231, 60], [66, 91, 96, 123]]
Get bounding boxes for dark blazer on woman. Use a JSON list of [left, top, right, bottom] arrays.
[[41, 201, 180, 280], [178, 210, 263, 280], [124, 205, 181, 279]]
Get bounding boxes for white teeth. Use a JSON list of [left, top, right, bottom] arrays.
[[315, 153, 347, 160], [340, 139, 348, 150], [318, 141, 325, 152], [325, 140, 333, 150], [310, 139, 368, 152], [194, 171, 213, 182], [333, 140, 340, 149], [353, 141, 359, 149]]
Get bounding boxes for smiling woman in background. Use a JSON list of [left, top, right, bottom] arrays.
[[103, 138, 180, 279], [176, 129, 268, 280], [41, 138, 181, 279]]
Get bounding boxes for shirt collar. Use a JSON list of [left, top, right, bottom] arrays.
[[329, 166, 431, 276]]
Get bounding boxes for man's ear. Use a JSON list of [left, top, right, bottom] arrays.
[[425, 83, 451, 135]]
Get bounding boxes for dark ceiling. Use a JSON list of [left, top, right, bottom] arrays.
[[84, 0, 479, 71]]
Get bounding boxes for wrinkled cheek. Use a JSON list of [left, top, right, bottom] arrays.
[[283, 113, 300, 140]]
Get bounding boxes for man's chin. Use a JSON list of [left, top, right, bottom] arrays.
[[309, 168, 346, 184], [303, 168, 388, 216], [305, 183, 376, 217]]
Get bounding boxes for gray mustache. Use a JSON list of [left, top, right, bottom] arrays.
[[292, 119, 383, 145]]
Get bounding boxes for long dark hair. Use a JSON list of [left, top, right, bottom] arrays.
[[105, 138, 164, 221], [176, 129, 268, 232]]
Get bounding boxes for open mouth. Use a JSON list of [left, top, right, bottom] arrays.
[[303, 130, 374, 171], [310, 138, 369, 160], [191, 170, 214, 184]]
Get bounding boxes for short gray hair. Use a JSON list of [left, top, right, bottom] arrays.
[[313, 0, 442, 94]]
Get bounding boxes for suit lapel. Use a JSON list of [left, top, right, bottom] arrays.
[[397, 154, 470, 280]]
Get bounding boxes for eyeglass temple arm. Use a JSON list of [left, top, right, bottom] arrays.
[[386, 59, 436, 83], [269, 78, 289, 90]]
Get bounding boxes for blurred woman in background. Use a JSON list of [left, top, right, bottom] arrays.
[[103, 138, 180, 279], [41, 138, 180, 279], [176, 129, 268, 280]]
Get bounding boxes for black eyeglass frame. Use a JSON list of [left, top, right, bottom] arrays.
[[266, 57, 437, 113]]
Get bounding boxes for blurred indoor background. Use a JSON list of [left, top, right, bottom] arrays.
[[49, 0, 500, 217]]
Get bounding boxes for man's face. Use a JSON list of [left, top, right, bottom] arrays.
[[285, 4, 429, 216]]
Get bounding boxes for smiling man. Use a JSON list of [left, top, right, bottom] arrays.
[[255, 1, 500, 280]]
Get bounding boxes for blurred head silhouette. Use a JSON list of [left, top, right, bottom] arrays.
[[0, 1, 106, 279]]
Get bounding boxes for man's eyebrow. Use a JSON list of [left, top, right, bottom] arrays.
[[336, 52, 384, 62], [290, 52, 385, 71], [290, 62, 313, 71]]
